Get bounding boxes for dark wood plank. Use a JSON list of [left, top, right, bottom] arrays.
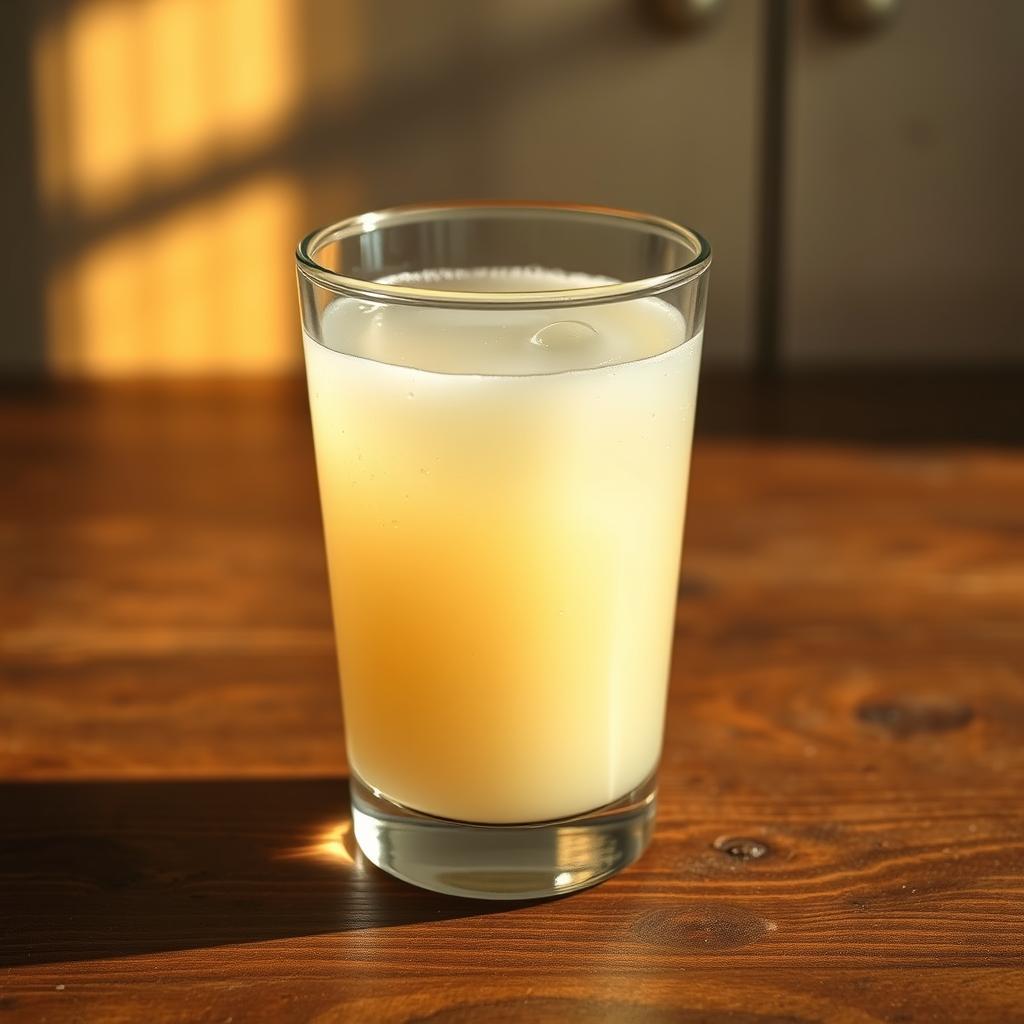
[[2, 380, 1024, 1023]]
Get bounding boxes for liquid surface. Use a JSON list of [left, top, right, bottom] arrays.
[[304, 268, 702, 823], [319, 267, 686, 375]]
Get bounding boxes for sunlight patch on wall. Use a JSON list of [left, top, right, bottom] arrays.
[[211, 0, 304, 154], [34, 0, 301, 215], [29, 0, 375, 376], [64, 0, 142, 213], [49, 174, 304, 377]]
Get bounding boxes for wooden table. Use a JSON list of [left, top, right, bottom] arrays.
[[3, 380, 1023, 1023]]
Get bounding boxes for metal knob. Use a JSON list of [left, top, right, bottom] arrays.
[[642, 0, 725, 34], [822, 0, 900, 33]]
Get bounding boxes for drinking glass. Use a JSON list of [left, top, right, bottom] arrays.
[[296, 203, 710, 898]]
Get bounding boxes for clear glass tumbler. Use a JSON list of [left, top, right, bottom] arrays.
[[296, 203, 710, 899]]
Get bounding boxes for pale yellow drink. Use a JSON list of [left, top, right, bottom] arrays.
[[304, 268, 701, 824]]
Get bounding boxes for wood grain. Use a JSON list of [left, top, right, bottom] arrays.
[[2, 380, 1024, 1023]]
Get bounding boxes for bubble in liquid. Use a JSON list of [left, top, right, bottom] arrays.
[[529, 320, 598, 351]]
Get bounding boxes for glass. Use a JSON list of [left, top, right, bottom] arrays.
[[296, 203, 710, 899]]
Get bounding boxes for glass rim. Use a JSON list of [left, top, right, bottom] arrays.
[[295, 201, 711, 309]]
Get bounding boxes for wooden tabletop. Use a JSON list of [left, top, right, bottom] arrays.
[[2, 380, 1023, 1023]]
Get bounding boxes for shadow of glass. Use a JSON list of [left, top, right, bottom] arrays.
[[1, 776, 533, 967]]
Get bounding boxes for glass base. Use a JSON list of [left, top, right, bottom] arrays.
[[350, 771, 656, 900]]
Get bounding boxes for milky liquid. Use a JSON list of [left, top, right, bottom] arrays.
[[303, 268, 702, 823]]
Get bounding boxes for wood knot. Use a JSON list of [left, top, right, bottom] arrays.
[[712, 836, 770, 861], [856, 697, 974, 737], [679, 575, 715, 600]]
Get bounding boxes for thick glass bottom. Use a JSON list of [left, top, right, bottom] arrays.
[[350, 770, 656, 900]]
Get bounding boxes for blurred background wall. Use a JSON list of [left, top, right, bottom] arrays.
[[1, 0, 1021, 379]]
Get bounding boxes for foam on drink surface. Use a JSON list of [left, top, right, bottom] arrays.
[[304, 267, 702, 823]]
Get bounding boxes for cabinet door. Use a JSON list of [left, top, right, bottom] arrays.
[[304, 0, 765, 366], [475, 0, 764, 365], [782, 0, 1023, 364]]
